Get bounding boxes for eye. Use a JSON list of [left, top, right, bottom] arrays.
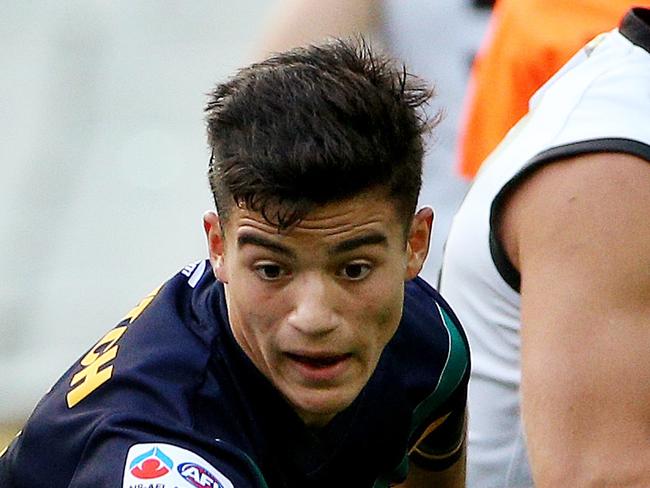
[[254, 263, 286, 281], [339, 262, 372, 281]]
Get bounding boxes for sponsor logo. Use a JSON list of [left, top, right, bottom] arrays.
[[130, 447, 174, 479], [178, 462, 224, 488], [180, 260, 206, 288], [181, 261, 201, 277], [123, 443, 234, 488]]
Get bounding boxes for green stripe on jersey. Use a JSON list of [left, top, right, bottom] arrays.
[[410, 304, 468, 435]]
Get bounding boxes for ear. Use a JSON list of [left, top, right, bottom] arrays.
[[404, 207, 433, 281], [203, 211, 229, 283]]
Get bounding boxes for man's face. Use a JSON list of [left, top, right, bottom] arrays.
[[204, 190, 431, 427]]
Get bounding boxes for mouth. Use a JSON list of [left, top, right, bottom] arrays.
[[286, 352, 351, 368], [285, 352, 352, 382]]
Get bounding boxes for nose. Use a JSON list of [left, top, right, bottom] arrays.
[[287, 272, 342, 336]]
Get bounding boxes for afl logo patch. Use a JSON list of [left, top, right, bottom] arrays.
[[123, 443, 234, 488]]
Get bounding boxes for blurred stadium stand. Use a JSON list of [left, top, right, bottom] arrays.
[[0, 0, 274, 428]]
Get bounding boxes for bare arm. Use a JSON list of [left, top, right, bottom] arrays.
[[500, 152, 650, 486], [257, 0, 380, 56]]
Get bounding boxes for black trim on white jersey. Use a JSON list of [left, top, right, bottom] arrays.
[[620, 8, 650, 54], [490, 138, 650, 292]]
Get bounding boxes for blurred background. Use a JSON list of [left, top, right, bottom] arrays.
[[1, 0, 491, 443]]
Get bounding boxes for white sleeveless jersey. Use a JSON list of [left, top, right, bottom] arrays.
[[439, 10, 650, 488]]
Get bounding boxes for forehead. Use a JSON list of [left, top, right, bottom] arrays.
[[224, 191, 405, 245]]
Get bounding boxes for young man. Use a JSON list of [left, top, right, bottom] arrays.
[[441, 7, 650, 487], [0, 40, 469, 487]]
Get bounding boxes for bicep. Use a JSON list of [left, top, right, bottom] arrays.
[[505, 152, 650, 486]]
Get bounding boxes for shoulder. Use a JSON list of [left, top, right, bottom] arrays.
[[62, 260, 221, 411], [386, 279, 470, 470], [501, 152, 650, 275], [387, 278, 470, 410], [401, 277, 469, 358]]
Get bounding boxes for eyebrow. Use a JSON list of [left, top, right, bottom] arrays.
[[237, 233, 296, 258], [329, 232, 388, 255]]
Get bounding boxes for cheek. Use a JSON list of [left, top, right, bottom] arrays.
[[358, 283, 404, 344], [230, 268, 274, 309], [377, 299, 402, 328], [234, 298, 273, 335], [228, 287, 283, 374], [229, 278, 290, 338]]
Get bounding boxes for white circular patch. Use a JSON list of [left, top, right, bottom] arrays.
[[122, 442, 235, 488]]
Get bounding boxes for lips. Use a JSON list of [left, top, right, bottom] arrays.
[[284, 351, 352, 383]]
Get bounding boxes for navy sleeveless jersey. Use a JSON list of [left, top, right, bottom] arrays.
[[0, 260, 469, 488]]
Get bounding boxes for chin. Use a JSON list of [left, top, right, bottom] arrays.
[[293, 389, 359, 427]]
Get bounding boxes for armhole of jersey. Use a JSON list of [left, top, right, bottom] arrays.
[[489, 137, 650, 293], [409, 303, 469, 435]]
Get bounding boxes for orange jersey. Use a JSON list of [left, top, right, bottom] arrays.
[[457, 0, 638, 179]]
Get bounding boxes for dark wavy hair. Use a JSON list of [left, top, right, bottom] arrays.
[[205, 38, 438, 230]]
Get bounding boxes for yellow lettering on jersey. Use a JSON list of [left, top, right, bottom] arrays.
[[66, 325, 127, 408], [122, 284, 163, 324], [65, 283, 163, 408]]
